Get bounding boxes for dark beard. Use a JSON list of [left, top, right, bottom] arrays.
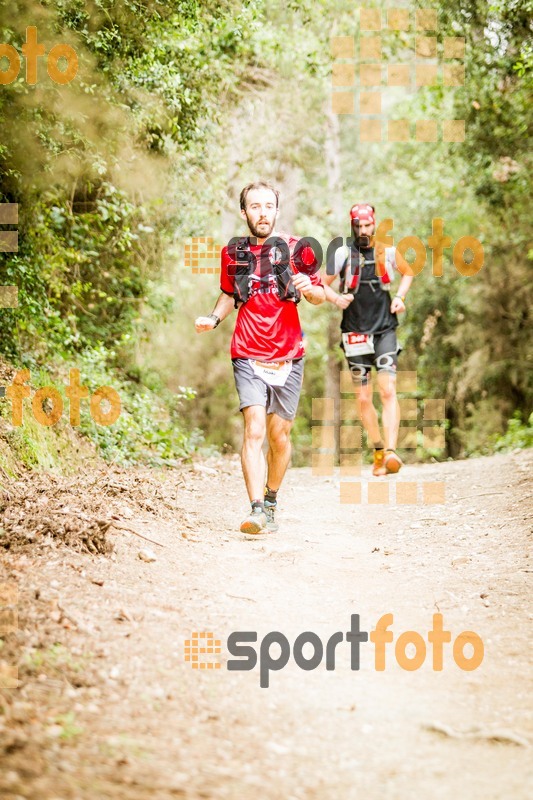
[[246, 215, 275, 240], [351, 225, 375, 248]]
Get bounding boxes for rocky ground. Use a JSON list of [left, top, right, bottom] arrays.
[[0, 450, 531, 799]]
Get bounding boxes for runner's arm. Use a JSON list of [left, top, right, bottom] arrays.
[[291, 273, 326, 305], [195, 292, 234, 333], [389, 274, 414, 314], [322, 272, 354, 309], [388, 246, 414, 314]]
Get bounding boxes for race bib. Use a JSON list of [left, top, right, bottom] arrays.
[[342, 332, 375, 356], [251, 360, 293, 387]]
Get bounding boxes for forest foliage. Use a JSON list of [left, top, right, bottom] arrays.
[[0, 0, 530, 470]]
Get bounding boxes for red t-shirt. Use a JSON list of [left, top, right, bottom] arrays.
[[220, 233, 322, 360]]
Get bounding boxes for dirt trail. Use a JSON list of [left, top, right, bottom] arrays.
[[1, 451, 532, 800]]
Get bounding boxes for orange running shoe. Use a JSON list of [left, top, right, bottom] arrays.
[[373, 449, 387, 476], [240, 506, 267, 534], [384, 450, 403, 474]]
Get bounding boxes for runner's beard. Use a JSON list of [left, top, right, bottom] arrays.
[[352, 224, 375, 248], [246, 215, 276, 240]]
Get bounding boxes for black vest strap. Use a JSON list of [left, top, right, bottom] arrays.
[[340, 247, 381, 293], [229, 237, 301, 307]]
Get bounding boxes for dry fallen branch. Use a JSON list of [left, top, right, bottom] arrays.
[[424, 721, 529, 747], [226, 594, 256, 603], [109, 519, 165, 548], [454, 492, 506, 500]]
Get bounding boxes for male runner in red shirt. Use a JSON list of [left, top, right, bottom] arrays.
[[195, 181, 324, 533]]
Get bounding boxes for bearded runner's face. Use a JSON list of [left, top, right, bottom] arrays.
[[352, 220, 375, 247], [241, 188, 278, 241]]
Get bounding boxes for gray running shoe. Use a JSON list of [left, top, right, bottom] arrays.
[[240, 506, 267, 534], [264, 500, 279, 533]]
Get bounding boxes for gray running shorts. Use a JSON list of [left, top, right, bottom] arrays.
[[232, 358, 304, 420]]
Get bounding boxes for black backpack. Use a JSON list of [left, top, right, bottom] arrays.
[[227, 236, 301, 309]]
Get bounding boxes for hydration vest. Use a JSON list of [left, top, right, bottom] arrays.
[[228, 236, 301, 309], [339, 241, 397, 295]]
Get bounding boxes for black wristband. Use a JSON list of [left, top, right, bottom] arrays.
[[208, 313, 221, 328]]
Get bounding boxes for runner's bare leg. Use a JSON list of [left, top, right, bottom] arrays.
[[241, 405, 267, 501], [355, 378, 383, 445], [266, 413, 293, 492], [377, 371, 400, 450]]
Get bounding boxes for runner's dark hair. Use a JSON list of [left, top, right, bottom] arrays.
[[240, 181, 280, 210]]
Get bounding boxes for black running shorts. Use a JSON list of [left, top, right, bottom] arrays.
[[343, 329, 401, 385]]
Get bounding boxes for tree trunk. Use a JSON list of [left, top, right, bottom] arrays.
[[324, 107, 343, 462]]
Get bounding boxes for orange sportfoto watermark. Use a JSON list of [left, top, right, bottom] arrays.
[[331, 8, 466, 143], [184, 219, 484, 279], [0, 202, 19, 307], [5, 369, 121, 427], [0, 202, 18, 254], [186, 613, 484, 688], [0, 27, 78, 85], [312, 370, 447, 505], [184, 632, 222, 669]]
